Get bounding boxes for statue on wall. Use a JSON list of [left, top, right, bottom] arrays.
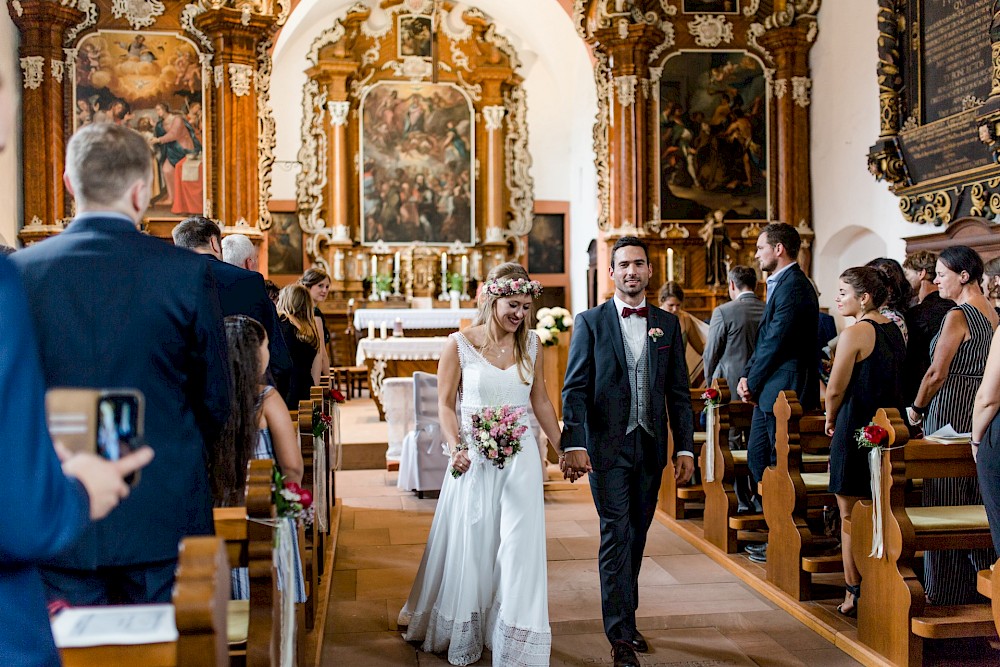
[[698, 209, 739, 286]]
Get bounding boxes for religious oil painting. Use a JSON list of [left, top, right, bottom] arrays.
[[360, 82, 474, 245], [528, 213, 566, 275], [74, 30, 205, 217], [682, 0, 739, 13], [268, 212, 304, 276], [658, 51, 768, 221], [398, 15, 433, 58]]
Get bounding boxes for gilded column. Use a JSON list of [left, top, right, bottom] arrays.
[[327, 99, 351, 238], [9, 0, 84, 241], [471, 64, 515, 247], [195, 7, 277, 228], [868, 0, 909, 187]]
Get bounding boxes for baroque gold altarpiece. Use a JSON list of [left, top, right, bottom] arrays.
[[575, 0, 820, 316], [295, 0, 534, 307]]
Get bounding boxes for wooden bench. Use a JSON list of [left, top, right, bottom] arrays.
[[58, 536, 230, 667], [660, 386, 709, 519], [762, 390, 838, 600], [700, 379, 756, 552], [852, 408, 995, 666], [298, 398, 325, 631], [213, 459, 281, 667], [976, 560, 1000, 637]]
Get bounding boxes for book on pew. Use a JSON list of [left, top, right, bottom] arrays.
[[924, 425, 972, 445], [51, 604, 178, 647]]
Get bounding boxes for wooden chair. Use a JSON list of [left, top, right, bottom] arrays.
[[761, 390, 838, 600], [58, 536, 229, 667], [213, 459, 281, 667], [852, 408, 995, 667]]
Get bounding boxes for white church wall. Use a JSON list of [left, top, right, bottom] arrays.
[[0, 9, 20, 247]]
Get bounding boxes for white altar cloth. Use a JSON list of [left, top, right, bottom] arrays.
[[356, 337, 450, 366], [353, 308, 477, 331]]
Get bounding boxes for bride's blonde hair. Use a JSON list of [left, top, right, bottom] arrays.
[[475, 262, 537, 385]]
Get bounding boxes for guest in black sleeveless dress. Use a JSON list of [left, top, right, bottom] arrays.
[[824, 267, 905, 616], [909, 246, 999, 605], [277, 284, 323, 410]]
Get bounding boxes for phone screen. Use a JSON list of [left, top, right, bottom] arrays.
[[97, 395, 140, 463]]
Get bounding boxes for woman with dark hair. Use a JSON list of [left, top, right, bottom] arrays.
[[277, 284, 323, 410], [400, 262, 563, 666], [824, 267, 905, 616], [300, 267, 331, 370], [908, 245, 998, 605], [212, 314, 304, 601], [866, 257, 912, 346]]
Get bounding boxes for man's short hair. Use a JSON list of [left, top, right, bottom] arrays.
[[65, 123, 152, 208], [222, 234, 257, 268], [902, 250, 937, 276], [610, 236, 649, 265], [760, 222, 801, 257], [0, 245, 15, 257], [172, 216, 221, 249], [728, 265, 757, 291]]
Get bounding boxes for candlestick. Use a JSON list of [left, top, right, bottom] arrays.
[[368, 321, 375, 338], [379, 321, 388, 339], [439, 251, 450, 300], [441, 251, 448, 274], [461, 255, 468, 278], [667, 248, 674, 283], [371, 254, 377, 279]]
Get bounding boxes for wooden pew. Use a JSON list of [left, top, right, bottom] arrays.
[[660, 388, 708, 519], [58, 536, 229, 667], [311, 384, 337, 525], [976, 560, 1000, 637], [701, 379, 755, 552], [298, 399, 323, 631], [762, 390, 838, 600], [852, 409, 995, 667], [213, 459, 280, 667]]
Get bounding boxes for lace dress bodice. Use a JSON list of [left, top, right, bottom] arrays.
[[453, 331, 537, 418]]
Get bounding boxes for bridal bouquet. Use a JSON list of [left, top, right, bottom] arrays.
[[453, 405, 530, 477]]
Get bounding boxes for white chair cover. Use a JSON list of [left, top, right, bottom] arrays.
[[397, 372, 450, 493]]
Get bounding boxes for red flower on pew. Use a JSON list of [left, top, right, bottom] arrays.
[[273, 467, 315, 526], [701, 388, 720, 413], [855, 423, 889, 449], [332, 390, 346, 404], [313, 411, 333, 438]]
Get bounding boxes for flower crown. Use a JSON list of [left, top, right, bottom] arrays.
[[483, 277, 543, 298]]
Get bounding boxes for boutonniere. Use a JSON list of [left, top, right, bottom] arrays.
[[648, 327, 664, 341]]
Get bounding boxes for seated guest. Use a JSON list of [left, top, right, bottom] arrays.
[[824, 267, 905, 617], [866, 257, 912, 346], [0, 72, 153, 662], [973, 320, 1000, 561], [908, 245, 998, 605], [212, 315, 305, 602], [983, 256, 1000, 314], [264, 279, 280, 306], [300, 267, 331, 372], [902, 250, 955, 405], [277, 284, 323, 410], [658, 281, 707, 382], [173, 217, 291, 395]]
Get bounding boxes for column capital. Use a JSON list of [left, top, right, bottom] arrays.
[[482, 106, 505, 132]]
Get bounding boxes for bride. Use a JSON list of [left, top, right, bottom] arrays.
[[399, 263, 564, 666]]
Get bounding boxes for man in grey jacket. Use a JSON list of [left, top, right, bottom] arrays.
[[704, 265, 765, 397]]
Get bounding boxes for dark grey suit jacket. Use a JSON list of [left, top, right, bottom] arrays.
[[703, 292, 765, 395], [561, 300, 694, 471]]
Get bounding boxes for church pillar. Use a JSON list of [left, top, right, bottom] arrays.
[[594, 24, 661, 231], [759, 26, 813, 229], [327, 100, 351, 237], [195, 7, 277, 229], [9, 0, 84, 243], [472, 65, 515, 247]]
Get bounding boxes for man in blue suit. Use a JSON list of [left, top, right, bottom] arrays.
[[12, 122, 232, 605], [0, 73, 153, 666], [172, 216, 291, 395], [738, 224, 818, 560], [562, 237, 694, 667]]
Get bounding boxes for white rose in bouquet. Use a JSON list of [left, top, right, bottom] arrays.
[[561, 316, 573, 328], [536, 307, 553, 320], [535, 326, 554, 346], [539, 315, 556, 329]]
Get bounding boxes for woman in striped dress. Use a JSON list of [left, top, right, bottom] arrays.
[[908, 246, 999, 605]]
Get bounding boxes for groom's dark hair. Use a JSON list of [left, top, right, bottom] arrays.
[[610, 236, 648, 266]]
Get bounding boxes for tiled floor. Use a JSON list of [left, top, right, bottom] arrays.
[[323, 468, 863, 666]]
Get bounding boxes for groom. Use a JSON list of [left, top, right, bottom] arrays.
[[561, 236, 695, 667]]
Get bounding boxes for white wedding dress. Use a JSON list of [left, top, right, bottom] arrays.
[[399, 332, 550, 666]]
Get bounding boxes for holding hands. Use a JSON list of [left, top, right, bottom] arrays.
[[560, 449, 592, 482]]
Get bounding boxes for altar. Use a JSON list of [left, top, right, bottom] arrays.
[[356, 337, 449, 420], [353, 308, 478, 338]]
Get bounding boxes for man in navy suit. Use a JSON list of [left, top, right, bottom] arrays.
[[562, 237, 694, 667], [172, 217, 291, 394], [0, 73, 153, 666], [738, 223, 818, 558], [12, 123, 232, 605]]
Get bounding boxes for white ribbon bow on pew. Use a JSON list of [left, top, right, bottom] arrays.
[[868, 447, 885, 559], [704, 405, 717, 483]]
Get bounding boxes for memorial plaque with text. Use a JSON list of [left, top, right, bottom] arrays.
[[922, 0, 991, 122]]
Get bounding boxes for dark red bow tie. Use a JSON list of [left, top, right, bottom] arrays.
[[622, 306, 648, 318]]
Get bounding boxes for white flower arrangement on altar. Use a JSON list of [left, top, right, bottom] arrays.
[[534, 306, 573, 347]]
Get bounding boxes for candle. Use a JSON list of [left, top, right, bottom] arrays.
[[368, 320, 375, 338], [461, 255, 468, 278], [441, 251, 448, 274], [333, 250, 344, 281], [356, 253, 364, 278], [379, 321, 388, 339], [394, 251, 400, 275], [667, 248, 674, 282], [371, 255, 378, 278]]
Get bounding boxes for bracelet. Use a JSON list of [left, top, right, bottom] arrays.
[[910, 404, 929, 417], [972, 440, 982, 447]]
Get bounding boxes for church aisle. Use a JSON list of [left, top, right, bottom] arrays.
[[322, 468, 861, 666]]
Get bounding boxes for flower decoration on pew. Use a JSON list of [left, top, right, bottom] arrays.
[[452, 405, 529, 477], [855, 422, 889, 449], [701, 387, 721, 413], [534, 306, 572, 347], [331, 389, 346, 404], [273, 466, 314, 526], [313, 411, 333, 438]]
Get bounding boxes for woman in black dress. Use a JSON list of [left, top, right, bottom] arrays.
[[300, 267, 331, 371], [824, 267, 906, 616], [276, 284, 322, 410]]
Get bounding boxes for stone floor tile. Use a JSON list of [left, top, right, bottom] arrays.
[[340, 495, 404, 510], [650, 554, 740, 584], [356, 567, 418, 600], [329, 569, 356, 601], [789, 648, 862, 666], [545, 519, 592, 539], [334, 543, 427, 570], [337, 527, 391, 547], [322, 631, 418, 666], [325, 599, 390, 633], [389, 525, 432, 545]]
